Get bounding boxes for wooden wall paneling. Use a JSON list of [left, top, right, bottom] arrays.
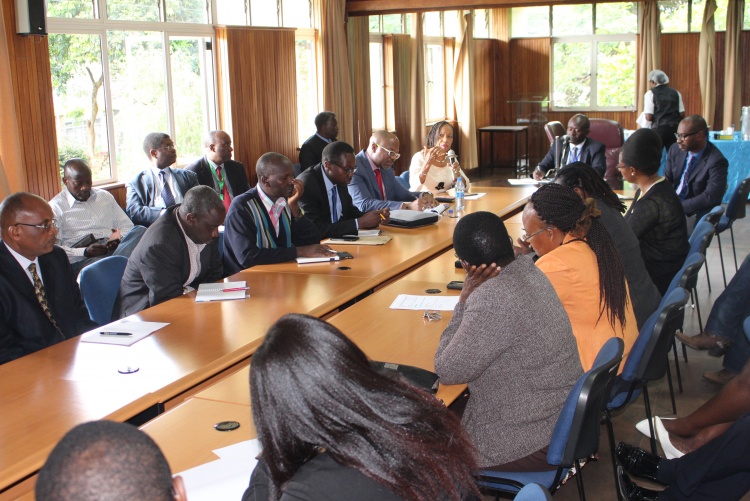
[[661, 33, 702, 119], [509, 38, 549, 167]]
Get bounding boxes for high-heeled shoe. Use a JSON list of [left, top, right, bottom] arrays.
[[635, 417, 675, 438], [655, 417, 684, 459]]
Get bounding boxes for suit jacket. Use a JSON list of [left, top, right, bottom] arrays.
[[115, 206, 223, 318], [297, 164, 364, 238], [537, 138, 607, 177], [0, 242, 97, 364], [347, 150, 417, 212], [125, 167, 199, 227], [299, 134, 332, 172], [223, 188, 321, 274], [665, 141, 729, 218], [184, 157, 250, 202]]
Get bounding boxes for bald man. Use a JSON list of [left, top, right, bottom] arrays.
[[0, 193, 97, 364], [348, 131, 437, 212]]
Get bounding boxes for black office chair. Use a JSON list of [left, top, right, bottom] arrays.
[[716, 176, 750, 287]]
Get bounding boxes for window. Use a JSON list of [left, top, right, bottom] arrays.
[[510, 7, 550, 38], [369, 41, 386, 130], [215, 0, 312, 27], [295, 33, 318, 144], [474, 9, 490, 38], [424, 41, 446, 122], [659, 0, 730, 32]]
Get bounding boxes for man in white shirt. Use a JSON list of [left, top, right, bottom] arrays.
[[50, 159, 146, 276]]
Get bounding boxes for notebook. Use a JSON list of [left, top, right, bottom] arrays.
[[196, 281, 248, 302]]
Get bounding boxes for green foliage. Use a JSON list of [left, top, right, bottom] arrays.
[[553, 42, 591, 107], [166, 0, 208, 23], [107, 0, 160, 22], [596, 41, 636, 107], [58, 144, 89, 170], [368, 15, 380, 32], [553, 4, 593, 36], [596, 3, 638, 34], [48, 33, 101, 92], [382, 14, 403, 33], [47, 0, 93, 19]]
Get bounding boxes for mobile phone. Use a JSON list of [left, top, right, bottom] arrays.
[[447, 281, 464, 290], [337, 251, 354, 259]]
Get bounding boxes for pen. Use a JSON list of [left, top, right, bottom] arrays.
[[222, 287, 250, 292], [327, 249, 339, 254], [379, 213, 386, 221], [100, 332, 132, 336]]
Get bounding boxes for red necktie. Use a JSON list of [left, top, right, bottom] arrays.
[[216, 166, 231, 212], [374, 168, 385, 199]]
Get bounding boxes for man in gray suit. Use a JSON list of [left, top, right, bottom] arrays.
[[126, 132, 199, 227], [116, 186, 224, 318]]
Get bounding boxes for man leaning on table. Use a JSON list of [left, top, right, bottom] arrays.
[[297, 141, 388, 239], [0, 193, 97, 365], [223, 152, 334, 274], [115, 186, 225, 318], [348, 131, 437, 212]]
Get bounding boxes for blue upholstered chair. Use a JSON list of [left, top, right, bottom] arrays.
[[716, 176, 750, 286], [695, 205, 724, 291], [397, 170, 410, 190], [78, 255, 129, 325], [514, 482, 553, 501]]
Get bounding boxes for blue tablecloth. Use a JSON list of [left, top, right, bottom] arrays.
[[709, 134, 750, 203]]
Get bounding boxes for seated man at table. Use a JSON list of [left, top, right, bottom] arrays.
[[299, 111, 338, 172], [36, 420, 187, 501], [348, 131, 437, 212], [126, 132, 199, 227], [116, 186, 224, 318], [223, 152, 333, 274], [0, 193, 97, 364], [50, 159, 146, 276], [665, 115, 729, 223], [533, 114, 606, 179], [297, 141, 387, 239]]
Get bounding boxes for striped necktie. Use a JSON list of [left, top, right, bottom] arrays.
[[160, 170, 176, 207]]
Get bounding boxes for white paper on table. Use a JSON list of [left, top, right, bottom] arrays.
[[357, 229, 381, 237], [463, 192, 486, 199], [79, 321, 169, 346], [389, 294, 460, 311], [177, 439, 261, 501], [196, 281, 247, 302], [507, 179, 543, 186]]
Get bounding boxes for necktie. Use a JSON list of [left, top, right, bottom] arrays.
[[374, 169, 385, 199], [679, 155, 697, 200], [159, 170, 176, 208], [569, 146, 579, 163], [28, 263, 64, 340], [331, 186, 339, 223], [216, 166, 231, 212]]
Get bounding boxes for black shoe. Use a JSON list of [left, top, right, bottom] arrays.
[[616, 443, 662, 483], [617, 466, 660, 501]]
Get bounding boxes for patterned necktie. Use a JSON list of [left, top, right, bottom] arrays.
[[159, 170, 176, 207], [679, 155, 697, 200], [331, 186, 339, 223], [569, 146, 579, 163], [374, 169, 385, 199], [27, 263, 64, 340], [216, 166, 231, 212]]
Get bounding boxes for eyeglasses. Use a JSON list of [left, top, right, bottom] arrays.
[[375, 143, 401, 160], [14, 219, 58, 232], [160, 143, 176, 151], [329, 161, 357, 175], [674, 130, 701, 141], [521, 227, 551, 243]]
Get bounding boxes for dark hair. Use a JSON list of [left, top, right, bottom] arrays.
[[620, 128, 662, 175], [314, 111, 336, 130], [0, 192, 47, 230], [143, 132, 171, 157], [256, 152, 292, 179], [683, 114, 709, 134], [570, 114, 590, 131], [529, 183, 628, 330], [180, 185, 224, 217], [454, 211, 515, 267], [322, 141, 355, 163], [36, 420, 174, 501], [62, 158, 91, 177], [425, 121, 454, 148], [555, 162, 627, 213], [250, 314, 479, 501]]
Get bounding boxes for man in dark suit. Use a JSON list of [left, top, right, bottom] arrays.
[[348, 131, 437, 213], [299, 111, 338, 172], [534, 114, 607, 179], [185, 130, 250, 213], [0, 193, 97, 364], [126, 132, 199, 227], [297, 141, 387, 238], [665, 115, 729, 222], [116, 186, 225, 318]]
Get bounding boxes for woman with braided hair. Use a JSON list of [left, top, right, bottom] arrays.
[[520, 183, 638, 370], [409, 121, 470, 193]]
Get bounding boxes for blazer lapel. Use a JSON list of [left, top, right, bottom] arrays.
[[38, 253, 59, 312], [0, 242, 41, 303]]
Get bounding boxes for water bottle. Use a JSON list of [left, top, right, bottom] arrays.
[[742, 106, 750, 141], [454, 176, 465, 217]]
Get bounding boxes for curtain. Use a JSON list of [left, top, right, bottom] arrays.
[[408, 13, 425, 167], [0, 3, 27, 198], [347, 16, 372, 151], [386, 35, 411, 173], [637, 0, 661, 113], [698, 0, 717, 126], [489, 8, 510, 41], [453, 12, 477, 169], [722, 0, 744, 129], [317, 0, 354, 144]]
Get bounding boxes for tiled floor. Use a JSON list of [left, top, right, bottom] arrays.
[[472, 169, 750, 500]]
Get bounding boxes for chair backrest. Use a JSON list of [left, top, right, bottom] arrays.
[[396, 170, 410, 190], [78, 256, 129, 325], [698, 205, 725, 227], [688, 220, 715, 256], [293, 163, 302, 177], [588, 119, 625, 181], [725, 176, 750, 222], [547, 337, 624, 467], [514, 483, 553, 501], [619, 288, 689, 385], [544, 121, 565, 146], [663, 252, 705, 301], [744, 316, 750, 344]]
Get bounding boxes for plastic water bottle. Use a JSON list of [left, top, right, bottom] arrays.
[[742, 107, 750, 141], [454, 176, 465, 217]]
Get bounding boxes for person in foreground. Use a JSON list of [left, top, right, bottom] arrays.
[[297, 141, 388, 238], [554, 163, 661, 330], [517, 183, 638, 371], [116, 186, 225, 318], [434, 212, 582, 471], [0, 193, 97, 364], [409, 121, 470, 194], [615, 413, 750, 500], [243, 314, 480, 501], [534, 114, 606, 179], [620, 128, 689, 295], [223, 153, 332, 274], [36, 420, 186, 501]]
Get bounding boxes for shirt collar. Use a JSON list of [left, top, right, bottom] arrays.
[[205, 156, 221, 171], [321, 167, 336, 192], [257, 185, 288, 214], [316, 133, 333, 144], [3, 241, 39, 272], [175, 209, 206, 251], [688, 146, 707, 162], [150, 164, 171, 179], [63, 188, 98, 207], [365, 149, 380, 173]]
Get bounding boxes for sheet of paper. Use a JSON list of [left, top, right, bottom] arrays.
[[79, 320, 169, 346], [296, 255, 340, 264], [507, 179, 543, 185], [322, 236, 392, 246], [178, 439, 261, 501], [196, 281, 247, 302], [389, 294, 460, 311], [357, 229, 381, 237], [463, 192, 487, 199]]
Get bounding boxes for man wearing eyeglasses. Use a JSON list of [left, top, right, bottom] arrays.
[[348, 131, 437, 212], [533, 114, 606, 180], [665, 115, 728, 224], [297, 141, 388, 239], [0, 193, 97, 364], [126, 132, 199, 227]]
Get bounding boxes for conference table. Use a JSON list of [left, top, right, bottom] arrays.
[[0, 187, 533, 498]]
